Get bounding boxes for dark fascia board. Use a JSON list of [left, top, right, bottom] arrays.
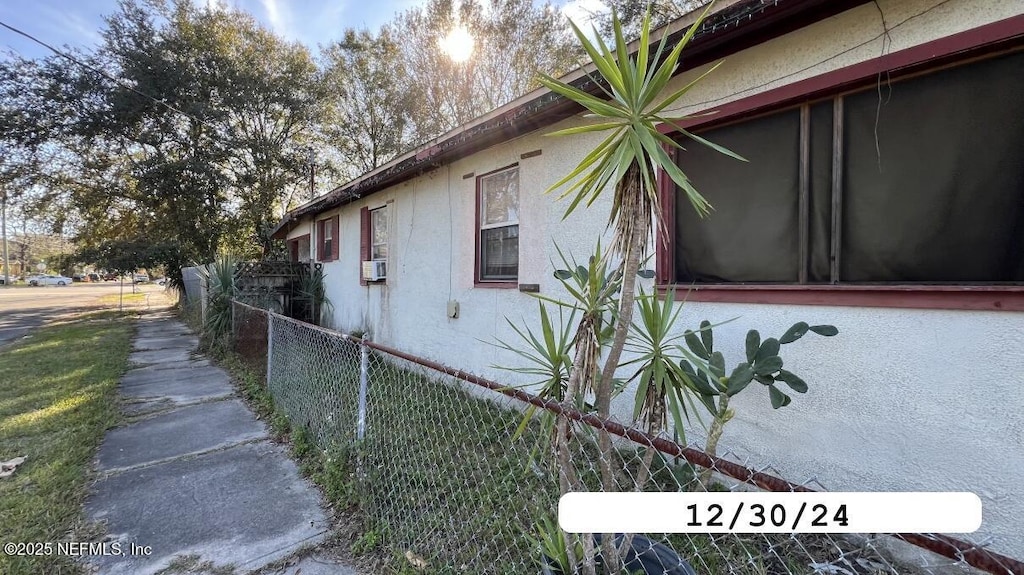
[[270, 0, 869, 240]]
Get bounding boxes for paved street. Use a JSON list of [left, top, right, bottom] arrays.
[[0, 282, 165, 346]]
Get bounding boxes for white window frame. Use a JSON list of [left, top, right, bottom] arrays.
[[477, 165, 520, 283], [319, 218, 334, 262], [370, 206, 387, 261]]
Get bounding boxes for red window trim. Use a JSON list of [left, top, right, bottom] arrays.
[[316, 217, 338, 262], [474, 164, 520, 289], [330, 216, 339, 261], [655, 285, 1024, 312], [655, 15, 1024, 312]]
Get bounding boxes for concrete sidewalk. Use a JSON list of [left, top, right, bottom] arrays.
[[83, 312, 356, 575]]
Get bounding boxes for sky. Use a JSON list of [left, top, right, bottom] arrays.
[[0, 0, 606, 61]]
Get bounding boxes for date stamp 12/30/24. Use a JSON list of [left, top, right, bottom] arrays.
[[559, 492, 983, 534], [3, 541, 152, 558]]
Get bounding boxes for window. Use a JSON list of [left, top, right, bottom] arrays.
[[673, 50, 1024, 286], [371, 207, 388, 260], [288, 234, 310, 262], [360, 205, 388, 284], [477, 166, 519, 283], [317, 216, 338, 262]]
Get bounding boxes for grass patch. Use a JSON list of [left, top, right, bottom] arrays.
[[97, 292, 149, 305], [155, 554, 236, 575], [0, 312, 133, 575], [354, 358, 555, 575]]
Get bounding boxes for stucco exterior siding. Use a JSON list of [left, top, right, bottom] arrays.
[[662, 0, 1024, 118], [283, 0, 1024, 559]]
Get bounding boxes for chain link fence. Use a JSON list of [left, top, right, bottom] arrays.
[[230, 300, 1021, 575]]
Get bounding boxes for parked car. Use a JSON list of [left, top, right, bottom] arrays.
[[30, 274, 73, 286], [24, 274, 46, 285], [72, 274, 87, 282], [103, 273, 119, 281], [133, 274, 150, 283], [88, 273, 101, 282]]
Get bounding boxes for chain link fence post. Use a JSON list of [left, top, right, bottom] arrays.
[[266, 313, 274, 388], [357, 335, 369, 441]]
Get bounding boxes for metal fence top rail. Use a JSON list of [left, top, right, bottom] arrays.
[[231, 299, 1024, 575], [235, 299, 361, 342]]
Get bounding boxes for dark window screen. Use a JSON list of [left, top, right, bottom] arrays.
[[480, 225, 519, 280], [675, 109, 801, 282], [842, 51, 1024, 282], [808, 101, 834, 282]]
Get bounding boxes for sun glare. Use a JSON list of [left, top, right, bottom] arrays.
[[440, 26, 474, 63]]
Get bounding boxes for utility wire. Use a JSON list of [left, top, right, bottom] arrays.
[[667, 0, 957, 114], [0, 19, 221, 133]]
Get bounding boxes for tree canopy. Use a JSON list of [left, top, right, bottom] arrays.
[[0, 0, 625, 278]]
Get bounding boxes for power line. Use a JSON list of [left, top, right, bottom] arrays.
[[0, 19, 221, 133], [668, 0, 957, 113]]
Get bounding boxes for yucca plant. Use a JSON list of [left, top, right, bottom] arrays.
[[537, 4, 743, 572], [621, 288, 719, 490], [198, 255, 238, 345], [494, 242, 621, 502], [531, 514, 583, 575], [491, 301, 575, 462], [296, 265, 333, 326]]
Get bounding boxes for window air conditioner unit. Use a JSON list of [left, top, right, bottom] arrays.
[[362, 260, 386, 281]]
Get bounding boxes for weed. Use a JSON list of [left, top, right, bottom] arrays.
[[155, 554, 236, 575], [351, 527, 383, 555]]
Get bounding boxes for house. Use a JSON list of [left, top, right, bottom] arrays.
[[271, 0, 1024, 560]]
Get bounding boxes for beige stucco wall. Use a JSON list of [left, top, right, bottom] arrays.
[[662, 0, 1023, 116], [285, 0, 1024, 561]]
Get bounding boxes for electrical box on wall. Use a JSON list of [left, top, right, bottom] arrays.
[[447, 300, 459, 319]]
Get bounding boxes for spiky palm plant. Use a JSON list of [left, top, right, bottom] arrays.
[[537, 4, 743, 572], [198, 255, 238, 345], [297, 265, 333, 327]]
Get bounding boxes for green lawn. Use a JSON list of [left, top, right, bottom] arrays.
[[0, 312, 133, 575], [97, 292, 149, 305]]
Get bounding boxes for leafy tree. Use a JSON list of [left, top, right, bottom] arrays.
[[14, 0, 325, 275], [596, 0, 714, 40], [74, 237, 177, 277], [210, 8, 325, 256], [0, 56, 46, 282], [320, 28, 415, 175], [390, 0, 580, 143], [49, 0, 234, 264]]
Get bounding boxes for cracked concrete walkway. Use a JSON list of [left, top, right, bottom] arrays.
[[83, 312, 356, 575]]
